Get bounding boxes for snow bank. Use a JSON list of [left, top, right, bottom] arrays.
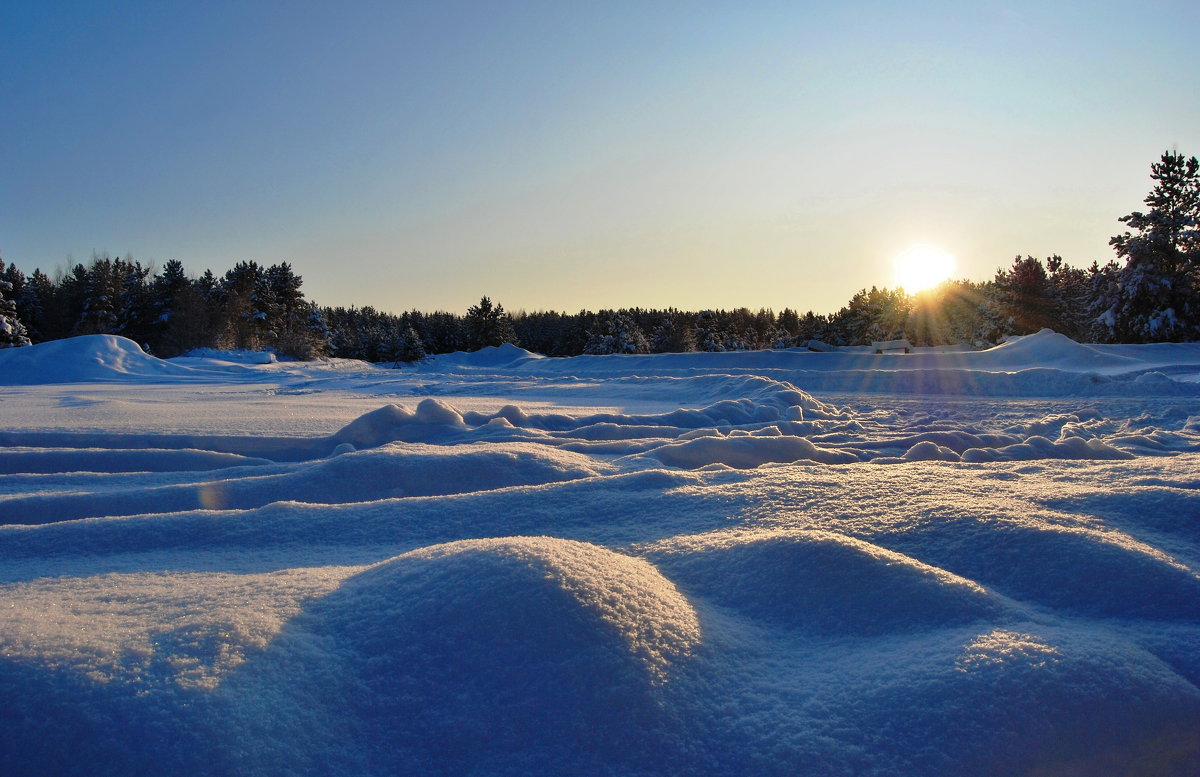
[[980, 328, 1143, 370], [0, 335, 208, 384], [435, 342, 542, 368], [411, 329, 1200, 398]]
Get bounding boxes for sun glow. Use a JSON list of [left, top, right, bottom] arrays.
[[893, 245, 956, 293]]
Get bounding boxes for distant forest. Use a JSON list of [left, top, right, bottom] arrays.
[[2, 151, 1197, 359]]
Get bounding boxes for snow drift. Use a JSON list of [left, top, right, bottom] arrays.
[[2, 333, 1200, 776]]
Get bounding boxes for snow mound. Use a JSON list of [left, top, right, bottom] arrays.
[[329, 399, 467, 447], [439, 342, 541, 368], [0, 335, 203, 384], [236, 537, 700, 774], [982, 329, 1139, 370], [880, 518, 1200, 620], [646, 529, 1015, 634], [650, 434, 859, 468]]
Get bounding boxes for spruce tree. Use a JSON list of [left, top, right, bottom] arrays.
[[1104, 151, 1200, 342], [0, 257, 31, 348]]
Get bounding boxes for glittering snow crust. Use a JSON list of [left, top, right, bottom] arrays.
[[2, 333, 1199, 776]]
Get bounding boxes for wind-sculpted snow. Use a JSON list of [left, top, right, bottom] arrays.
[[0, 334, 247, 384], [2, 442, 608, 524], [641, 529, 1017, 635], [212, 538, 702, 776], [2, 334, 1200, 775]]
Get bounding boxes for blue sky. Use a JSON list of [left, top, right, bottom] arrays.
[[4, 0, 1198, 314]]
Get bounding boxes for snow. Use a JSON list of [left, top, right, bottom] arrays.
[[2, 333, 1200, 775]]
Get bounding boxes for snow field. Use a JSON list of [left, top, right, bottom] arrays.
[[2, 333, 1200, 775]]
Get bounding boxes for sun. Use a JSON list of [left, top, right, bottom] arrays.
[[893, 244, 956, 293]]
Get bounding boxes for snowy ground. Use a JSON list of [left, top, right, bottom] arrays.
[[2, 331, 1199, 776]]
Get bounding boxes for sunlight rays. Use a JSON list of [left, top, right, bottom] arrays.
[[894, 245, 956, 293]]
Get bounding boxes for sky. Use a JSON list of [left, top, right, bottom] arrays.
[[3, 0, 1199, 316]]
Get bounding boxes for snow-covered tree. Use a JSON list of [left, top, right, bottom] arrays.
[[0, 256, 31, 347], [265, 262, 325, 359], [1101, 151, 1200, 342], [2, 260, 25, 313], [691, 310, 746, 352], [1044, 255, 1092, 341], [1086, 260, 1122, 343], [650, 314, 696, 353], [582, 310, 650, 354], [824, 287, 910, 346]]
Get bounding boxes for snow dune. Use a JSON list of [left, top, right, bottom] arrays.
[[2, 333, 1200, 775]]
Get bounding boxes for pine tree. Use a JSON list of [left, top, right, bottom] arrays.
[[116, 257, 152, 345], [1045, 255, 1091, 340], [582, 310, 650, 354], [2, 261, 26, 313], [0, 256, 32, 348], [303, 301, 330, 358], [221, 261, 270, 350], [464, 296, 518, 350], [18, 268, 53, 343], [994, 256, 1054, 334], [1087, 260, 1123, 342], [824, 287, 910, 346], [265, 262, 324, 358], [150, 259, 190, 354], [73, 254, 123, 335], [650, 314, 696, 353], [382, 324, 427, 366], [1104, 151, 1200, 342], [692, 310, 742, 351]]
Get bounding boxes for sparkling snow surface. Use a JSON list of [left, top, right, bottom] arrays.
[[2, 332, 1200, 776]]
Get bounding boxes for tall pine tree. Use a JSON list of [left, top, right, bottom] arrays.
[[464, 296, 518, 350], [1102, 151, 1200, 342]]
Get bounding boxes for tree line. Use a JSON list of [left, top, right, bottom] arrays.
[[2, 150, 1197, 358], [0, 257, 327, 358]]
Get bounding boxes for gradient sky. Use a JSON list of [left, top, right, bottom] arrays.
[[4, 0, 1199, 315]]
